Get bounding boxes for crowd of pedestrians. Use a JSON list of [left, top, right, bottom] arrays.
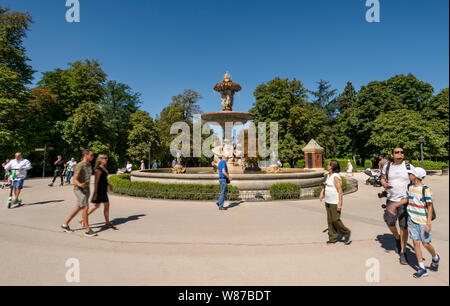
[[1, 145, 442, 279]]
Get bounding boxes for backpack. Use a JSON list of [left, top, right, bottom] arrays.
[[407, 184, 437, 221]]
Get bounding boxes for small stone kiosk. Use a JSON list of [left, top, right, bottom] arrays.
[[302, 139, 324, 170]]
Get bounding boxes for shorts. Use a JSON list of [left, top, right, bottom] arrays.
[[408, 216, 432, 243], [74, 189, 90, 208], [12, 178, 24, 190], [384, 200, 408, 228]]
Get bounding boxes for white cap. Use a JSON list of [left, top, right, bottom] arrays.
[[407, 167, 427, 180]]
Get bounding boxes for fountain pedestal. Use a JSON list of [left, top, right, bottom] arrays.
[[201, 73, 254, 174]]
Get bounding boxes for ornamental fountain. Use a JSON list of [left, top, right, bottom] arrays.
[[131, 73, 326, 200], [201, 72, 254, 174]]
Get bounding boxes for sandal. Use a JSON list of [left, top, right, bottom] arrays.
[[105, 223, 117, 230]]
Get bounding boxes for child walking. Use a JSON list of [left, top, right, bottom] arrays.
[[387, 167, 440, 278]]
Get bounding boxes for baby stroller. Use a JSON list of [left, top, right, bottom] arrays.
[[364, 168, 382, 187]]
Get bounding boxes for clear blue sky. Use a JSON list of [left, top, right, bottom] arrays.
[[5, 0, 449, 118]]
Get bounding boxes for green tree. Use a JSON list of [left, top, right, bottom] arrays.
[[57, 102, 110, 155], [155, 89, 203, 166], [385, 73, 434, 111], [0, 7, 33, 157], [336, 81, 402, 165], [127, 111, 157, 164], [38, 59, 107, 115], [309, 79, 337, 117], [369, 109, 447, 160], [250, 77, 308, 139], [101, 80, 141, 163], [0, 6, 34, 87]]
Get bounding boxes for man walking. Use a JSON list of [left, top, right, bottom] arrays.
[[216, 156, 232, 211], [4, 153, 32, 206], [49, 155, 65, 187], [380, 147, 414, 265], [65, 157, 77, 184], [61, 149, 97, 237]]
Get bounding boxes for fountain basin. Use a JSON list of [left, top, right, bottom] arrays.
[[131, 168, 326, 200]]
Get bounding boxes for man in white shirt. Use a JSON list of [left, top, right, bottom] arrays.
[[380, 147, 414, 265], [65, 157, 77, 184], [4, 152, 32, 205]]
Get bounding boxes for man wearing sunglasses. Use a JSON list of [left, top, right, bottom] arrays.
[[381, 147, 414, 265]]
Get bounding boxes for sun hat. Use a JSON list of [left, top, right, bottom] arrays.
[[407, 167, 427, 180]]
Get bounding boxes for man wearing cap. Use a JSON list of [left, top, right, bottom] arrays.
[[380, 147, 414, 265]]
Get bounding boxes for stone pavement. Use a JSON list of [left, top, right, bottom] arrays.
[[0, 173, 448, 285]]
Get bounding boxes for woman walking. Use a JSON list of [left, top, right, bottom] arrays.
[[320, 160, 352, 245], [82, 154, 117, 229]]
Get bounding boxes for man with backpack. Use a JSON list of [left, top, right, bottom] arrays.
[[386, 167, 440, 278], [380, 147, 414, 265]]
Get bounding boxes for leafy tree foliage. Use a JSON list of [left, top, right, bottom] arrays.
[[127, 111, 157, 164]]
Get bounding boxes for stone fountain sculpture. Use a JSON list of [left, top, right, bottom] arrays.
[[201, 72, 254, 174]]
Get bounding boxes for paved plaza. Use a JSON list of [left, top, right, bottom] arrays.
[[0, 173, 448, 286]]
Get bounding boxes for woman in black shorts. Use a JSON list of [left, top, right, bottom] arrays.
[[86, 154, 117, 229]]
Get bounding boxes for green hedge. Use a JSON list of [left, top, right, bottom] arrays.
[[282, 162, 291, 168], [410, 160, 449, 170], [296, 160, 305, 168], [109, 174, 240, 201], [364, 160, 373, 169], [270, 183, 301, 200]]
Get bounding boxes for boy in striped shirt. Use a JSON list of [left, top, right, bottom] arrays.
[[387, 167, 440, 278]]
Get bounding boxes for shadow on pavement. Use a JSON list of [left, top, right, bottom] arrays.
[[376, 234, 421, 271], [89, 214, 147, 233], [225, 200, 244, 210], [26, 200, 65, 206]]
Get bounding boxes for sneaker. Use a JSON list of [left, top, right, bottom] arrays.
[[399, 252, 408, 265], [84, 229, 98, 237], [219, 207, 226, 211], [12, 198, 18, 204], [326, 240, 337, 244], [430, 254, 440, 272], [344, 231, 352, 245], [413, 268, 428, 279], [48, 183, 53, 187], [59, 183, 64, 187], [61, 224, 72, 232], [395, 238, 401, 254]]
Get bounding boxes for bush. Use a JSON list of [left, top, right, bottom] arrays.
[[296, 160, 305, 168], [282, 162, 291, 168], [364, 160, 373, 169], [410, 160, 449, 170], [313, 186, 323, 198], [270, 183, 301, 200], [109, 174, 240, 201]]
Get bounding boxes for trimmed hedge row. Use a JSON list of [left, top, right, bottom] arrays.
[[410, 160, 448, 170], [270, 183, 301, 200], [109, 174, 240, 201]]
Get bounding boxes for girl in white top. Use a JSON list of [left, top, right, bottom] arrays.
[[346, 160, 353, 176], [320, 160, 352, 245]]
